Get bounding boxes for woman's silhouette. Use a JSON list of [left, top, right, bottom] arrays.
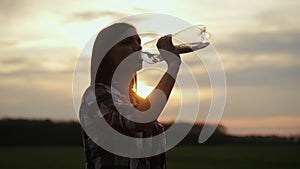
[[80, 23, 181, 169]]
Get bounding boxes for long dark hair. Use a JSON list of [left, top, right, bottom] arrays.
[[90, 22, 138, 93]]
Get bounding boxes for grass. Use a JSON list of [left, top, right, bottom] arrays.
[[0, 145, 299, 169], [167, 145, 300, 169], [0, 146, 85, 169]]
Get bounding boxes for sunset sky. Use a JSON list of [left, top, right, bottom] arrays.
[[1, 0, 300, 136]]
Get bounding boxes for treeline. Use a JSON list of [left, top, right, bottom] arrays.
[[0, 119, 82, 146], [0, 119, 299, 146]]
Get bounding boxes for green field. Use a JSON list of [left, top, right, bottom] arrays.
[[0, 145, 299, 169]]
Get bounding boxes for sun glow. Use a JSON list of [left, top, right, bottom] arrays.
[[136, 81, 154, 98]]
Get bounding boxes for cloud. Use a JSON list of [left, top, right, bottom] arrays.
[[212, 3, 300, 75], [226, 64, 300, 87], [0, 0, 31, 19], [66, 10, 126, 23], [0, 40, 19, 47], [216, 30, 300, 58], [222, 116, 300, 136], [211, 21, 300, 87], [0, 57, 27, 65], [254, 3, 300, 31], [211, 30, 300, 87], [0, 47, 77, 78]]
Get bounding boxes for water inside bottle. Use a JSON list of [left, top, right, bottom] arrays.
[[140, 41, 210, 64], [175, 41, 210, 54]]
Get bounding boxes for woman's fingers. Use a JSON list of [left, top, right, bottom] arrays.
[[156, 35, 181, 66]]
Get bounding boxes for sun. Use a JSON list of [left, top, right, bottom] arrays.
[[136, 81, 154, 98]]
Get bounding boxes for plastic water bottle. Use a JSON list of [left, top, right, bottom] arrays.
[[140, 25, 211, 64]]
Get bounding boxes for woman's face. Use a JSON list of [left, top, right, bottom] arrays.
[[107, 28, 143, 71]]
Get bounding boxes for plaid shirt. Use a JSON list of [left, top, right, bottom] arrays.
[[80, 83, 167, 169]]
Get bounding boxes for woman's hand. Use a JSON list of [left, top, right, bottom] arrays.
[[156, 35, 181, 67]]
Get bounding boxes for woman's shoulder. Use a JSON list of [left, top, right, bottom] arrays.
[[83, 83, 111, 97], [80, 83, 110, 105]]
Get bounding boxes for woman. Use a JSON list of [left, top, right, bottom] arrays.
[[80, 23, 181, 169]]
